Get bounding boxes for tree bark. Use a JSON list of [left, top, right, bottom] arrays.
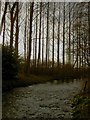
[[27, 2, 34, 71], [63, 2, 65, 65], [38, 2, 42, 66]]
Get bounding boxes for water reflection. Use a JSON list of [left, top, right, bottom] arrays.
[[49, 79, 82, 85]]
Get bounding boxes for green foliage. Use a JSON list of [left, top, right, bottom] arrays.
[[2, 45, 20, 80], [72, 94, 90, 119]]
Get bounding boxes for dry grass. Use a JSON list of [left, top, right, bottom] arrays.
[[18, 73, 53, 85]]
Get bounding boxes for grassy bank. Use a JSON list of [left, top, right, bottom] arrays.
[[72, 92, 90, 120], [18, 73, 53, 85], [2, 74, 53, 92]]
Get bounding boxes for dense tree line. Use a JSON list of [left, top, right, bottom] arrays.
[[1, 2, 90, 74]]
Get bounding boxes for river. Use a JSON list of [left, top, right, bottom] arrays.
[[2, 79, 83, 119]]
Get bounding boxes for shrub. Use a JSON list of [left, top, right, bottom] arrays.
[[2, 45, 20, 80]]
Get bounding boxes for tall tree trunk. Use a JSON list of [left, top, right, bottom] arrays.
[[46, 2, 49, 67], [88, 2, 90, 66], [52, 3, 55, 68], [68, 2, 71, 64], [27, 2, 34, 71], [0, 2, 8, 35], [27, 3, 29, 64], [10, 12, 14, 50], [76, 11, 79, 68], [15, 2, 19, 56], [63, 2, 65, 65], [24, 3, 27, 61], [57, 3, 60, 67], [35, 3, 38, 68], [42, 4, 44, 67], [38, 2, 42, 66], [10, 2, 17, 50], [72, 7, 75, 66], [3, 19, 5, 46]]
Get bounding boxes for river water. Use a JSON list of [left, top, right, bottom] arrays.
[[2, 79, 83, 119]]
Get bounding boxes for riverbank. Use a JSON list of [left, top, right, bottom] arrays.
[[2, 74, 53, 92], [72, 91, 90, 119]]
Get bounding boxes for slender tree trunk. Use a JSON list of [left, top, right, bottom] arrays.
[[10, 2, 17, 50], [57, 3, 60, 67], [0, 2, 8, 35], [63, 2, 65, 65], [88, 2, 90, 66], [38, 2, 42, 66], [35, 3, 38, 67], [15, 2, 19, 56], [27, 2, 34, 71], [10, 12, 14, 50], [27, 4, 29, 63], [24, 3, 27, 61], [3, 19, 5, 46], [72, 7, 75, 65], [42, 4, 44, 67], [52, 3, 55, 68], [46, 2, 49, 67], [68, 3, 71, 64], [76, 12, 79, 68]]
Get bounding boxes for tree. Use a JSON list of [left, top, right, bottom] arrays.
[[52, 3, 55, 68], [2, 45, 20, 80], [10, 2, 18, 50], [15, 2, 19, 56], [46, 2, 49, 67], [57, 3, 61, 67], [68, 2, 71, 64], [27, 2, 34, 71], [63, 2, 65, 65], [38, 2, 42, 66], [0, 2, 9, 36]]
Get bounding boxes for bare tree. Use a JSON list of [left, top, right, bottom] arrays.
[[57, 3, 61, 67], [27, 2, 34, 71], [46, 2, 49, 67], [38, 2, 42, 66], [15, 2, 19, 56], [52, 3, 55, 68], [63, 2, 65, 65]]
